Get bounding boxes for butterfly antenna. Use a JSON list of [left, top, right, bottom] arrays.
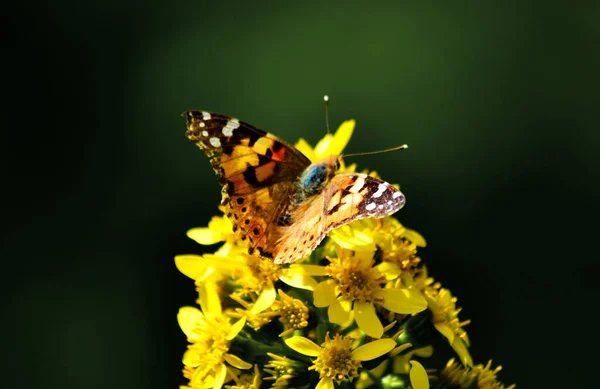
[[324, 95, 331, 135], [343, 144, 409, 158]]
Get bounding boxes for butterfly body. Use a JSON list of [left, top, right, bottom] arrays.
[[292, 156, 339, 207], [185, 110, 405, 264]]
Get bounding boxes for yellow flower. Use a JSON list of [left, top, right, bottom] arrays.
[[224, 364, 262, 389], [178, 303, 250, 389], [267, 289, 310, 337], [177, 251, 318, 320], [263, 352, 304, 388], [440, 359, 516, 389], [423, 285, 472, 367], [328, 217, 426, 281], [313, 248, 427, 338], [285, 333, 397, 389], [228, 292, 274, 331], [187, 214, 236, 246], [294, 119, 355, 163]]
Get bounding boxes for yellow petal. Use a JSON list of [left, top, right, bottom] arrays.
[[328, 225, 376, 250], [187, 225, 224, 245], [197, 254, 240, 274], [175, 255, 209, 280], [193, 372, 214, 389], [177, 306, 202, 340], [377, 288, 427, 314], [370, 359, 389, 377], [212, 363, 227, 389], [278, 270, 317, 291], [354, 249, 375, 267], [452, 337, 473, 367], [284, 336, 322, 357], [294, 138, 317, 162], [403, 228, 426, 247], [351, 338, 396, 361], [330, 119, 355, 156], [224, 353, 252, 369], [251, 286, 276, 314], [434, 323, 455, 344], [313, 280, 337, 307], [226, 317, 246, 340], [354, 302, 383, 339], [315, 377, 335, 389], [328, 299, 352, 325], [313, 134, 335, 159], [182, 349, 201, 367], [198, 281, 222, 316], [314, 119, 355, 159], [290, 264, 329, 276], [409, 360, 429, 389], [376, 262, 401, 281]]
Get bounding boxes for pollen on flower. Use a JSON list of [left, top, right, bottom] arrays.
[[309, 333, 361, 382], [270, 289, 309, 337], [184, 313, 233, 367], [327, 250, 385, 303], [232, 254, 281, 293], [426, 286, 471, 347], [382, 238, 421, 273]]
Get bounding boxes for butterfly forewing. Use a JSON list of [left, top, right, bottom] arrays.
[[184, 110, 311, 257]]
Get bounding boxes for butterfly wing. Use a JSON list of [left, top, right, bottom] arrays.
[[272, 173, 405, 264], [185, 110, 311, 254]]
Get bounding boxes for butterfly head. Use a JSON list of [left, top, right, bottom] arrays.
[[322, 155, 342, 172]]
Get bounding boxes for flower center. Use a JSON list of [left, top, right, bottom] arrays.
[[189, 314, 232, 367], [327, 257, 383, 302], [233, 255, 281, 293], [309, 334, 361, 382], [276, 292, 309, 333]]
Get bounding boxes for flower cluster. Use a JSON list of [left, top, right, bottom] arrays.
[[176, 121, 514, 389]]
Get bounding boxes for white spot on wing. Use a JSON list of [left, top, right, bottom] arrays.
[[378, 204, 385, 209], [222, 119, 239, 137], [365, 202, 376, 211], [202, 111, 211, 120], [393, 191, 402, 199], [209, 137, 221, 147], [199, 122, 206, 128], [373, 183, 387, 198], [202, 130, 209, 137]]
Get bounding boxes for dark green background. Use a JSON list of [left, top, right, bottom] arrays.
[[5, 1, 599, 388]]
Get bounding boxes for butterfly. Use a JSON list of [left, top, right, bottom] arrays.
[[184, 111, 406, 264]]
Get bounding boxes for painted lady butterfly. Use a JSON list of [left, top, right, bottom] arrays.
[[184, 111, 405, 264]]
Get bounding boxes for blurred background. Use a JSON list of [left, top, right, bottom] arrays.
[[4, 1, 599, 388]]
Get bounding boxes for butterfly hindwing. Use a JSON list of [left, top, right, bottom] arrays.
[[322, 173, 405, 233], [270, 173, 405, 264]]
